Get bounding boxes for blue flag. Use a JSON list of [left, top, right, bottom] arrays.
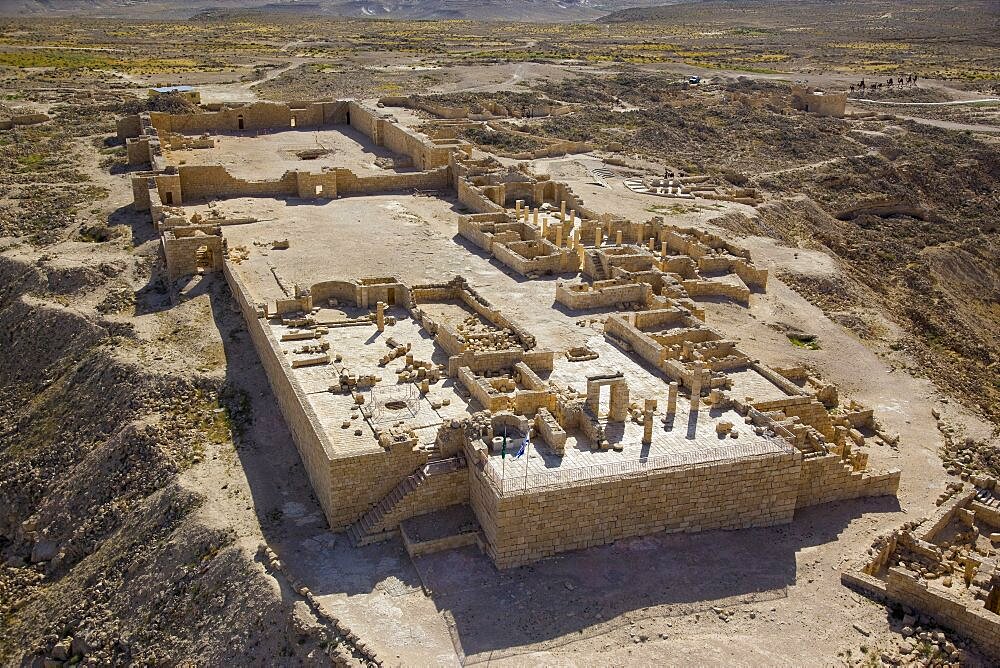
[[514, 437, 529, 459]]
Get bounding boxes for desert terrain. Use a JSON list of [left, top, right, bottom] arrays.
[[1, 1, 998, 666]]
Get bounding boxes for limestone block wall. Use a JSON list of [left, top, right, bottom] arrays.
[[174, 165, 297, 203], [150, 101, 347, 135], [131, 175, 156, 212], [368, 469, 471, 534], [310, 280, 359, 306], [681, 279, 750, 304], [347, 101, 379, 142], [470, 449, 801, 568], [492, 240, 576, 275], [126, 137, 153, 166], [885, 568, 1000, 660], [458, 366, 512, 412], [333, 167, 450, 195], [328, 446, 428, 531], [155, 173, 182, 208], [604, 313, 668, 374], [162, 232, 223, 280], [457, 177, 505, 214], [555, 281, 650, 311], [117, 114, 142, 140], [224, 262, 340, 526], [795, 453, 900, 508]]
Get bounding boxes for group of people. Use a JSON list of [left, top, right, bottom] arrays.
[[850, 75, 919, 94]]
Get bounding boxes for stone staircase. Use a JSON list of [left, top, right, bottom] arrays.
[[347, 456, 465, 547]]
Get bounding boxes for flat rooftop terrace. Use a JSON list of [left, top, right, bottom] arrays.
[[164, 126, 413, 179], [209, 191, 796, 478], [268, 307, 474, 459], [485, 337, 790, 490]]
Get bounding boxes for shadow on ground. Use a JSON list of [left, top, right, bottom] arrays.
[[410, 494, 898, 660]]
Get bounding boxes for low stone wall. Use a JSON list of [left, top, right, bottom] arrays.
[[885, 568, 1000, 660], [471, 449, 801, 568], [795, 453, 900, 508], [555, 281, 650, 311], [165, 164, 450, 205]]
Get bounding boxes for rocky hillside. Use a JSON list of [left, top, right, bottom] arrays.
[[0, 254, 365, 665]]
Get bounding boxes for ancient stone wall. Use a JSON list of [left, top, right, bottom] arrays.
[[369, 469, 470, 533], [162, 230, 223, 281], [175, 165, 297, 203], [885, 568, 1000, 660], [795, 453, 900, 508], [555, 280, 650, 311], [224, 262, 341, 526], [150, 101, 347, 135], [116, 114, 142, 141], [471, 450, 801, 569]]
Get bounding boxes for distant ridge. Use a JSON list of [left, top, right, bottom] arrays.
[[0, 0, 678, 22]]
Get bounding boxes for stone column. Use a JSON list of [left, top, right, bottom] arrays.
[[661, 241, 667, 259], [667, 381, 678, 414], [615, 230, 623, 246], [555, 225, 563, 248], [376, 301, 386, 332], [586, 381, 600, 415], [569, 209, 575, 226], [642, 398, 657, 445], [609, 382, 629, 421], [595, 226, 602, 248], [540, 216, 548, 237], [533, 207, 539, 226], [648, 237, 655, 251], [515, 199, 523, 216], [560, 200, 566, 222], [690, 361, 703, 411]]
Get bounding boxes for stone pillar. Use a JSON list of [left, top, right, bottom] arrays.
[[690, 361, 703, 411], [667, 381, 678, 414], [376, 301, 386, 332], [569, 209, 575, 226], [615, 230, 622, 246], [648, 237, 655, 251], [586, 381, 600, 415], [540, 216, 548, 237], [420, 378, 430, 394], [609, 382, 629, 421], [576, 242, 585, 269], [555, 225, 563, 248], [560, 200, 566, 222], [515, 199, 523, 216], [642, 398, 656, 445], [533, 207, 539, 226], [661, 241, 667, 259], [595, 226, 602, 248]]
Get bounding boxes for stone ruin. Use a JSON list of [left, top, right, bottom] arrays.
[[117, 96, 902, 569]]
